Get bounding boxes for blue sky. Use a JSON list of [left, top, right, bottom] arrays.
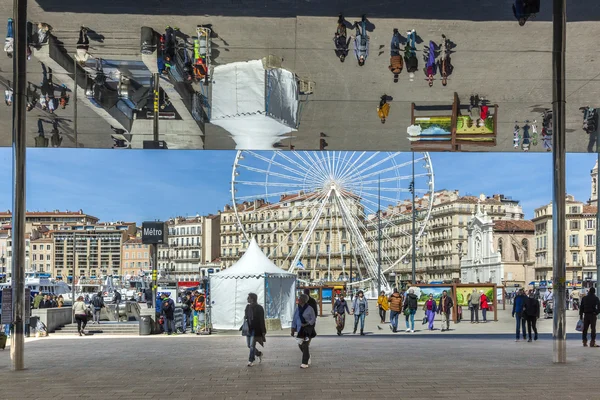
[[0, 149, 595, 223]]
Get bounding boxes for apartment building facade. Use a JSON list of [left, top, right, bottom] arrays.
[[0, 210, 99, 234], [534, 196, 598, 283], [122, 238, 151, 277], [52, 223, 136, 280], [157, 215, 221, 281]]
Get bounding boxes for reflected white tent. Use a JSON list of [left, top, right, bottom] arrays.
[[210, 59, 299, 149], [209, 238, 296, 329]]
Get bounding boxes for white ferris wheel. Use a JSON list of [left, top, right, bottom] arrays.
[[231, 151, 435, 293]]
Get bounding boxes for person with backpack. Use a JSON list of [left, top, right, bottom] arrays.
[[522, 289, 540, 342], [468, 289, 480, 323], [403, 289, 419, 332], [404, 30, 418, 82], [161, 293, 175, 335], [91, 291, 105, 324], [333, 14, 350, 63]]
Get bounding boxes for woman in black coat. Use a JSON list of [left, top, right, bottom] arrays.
[[244, 293, 266, 367]]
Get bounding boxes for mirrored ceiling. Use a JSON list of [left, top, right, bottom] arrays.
[[0, 1, 598, 152]]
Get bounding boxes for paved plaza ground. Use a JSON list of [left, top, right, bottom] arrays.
[[0, 333, 597, 400], [1, 305, 597, 399]]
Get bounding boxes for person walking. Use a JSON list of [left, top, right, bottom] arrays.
[[468, 289, 480, 323], [424, 293, 437, 330], [91, 291, 105, 325], [303, 288, 319, 318], [291, 294, 316, 369], [112, 290, 122, 321], [388, 29, 403, 81], [579, 287, 600, 347], [437, 34, 453, 86], [75, 26, 90, 65], [244, 292, 266, 366], [522, 289, 539, 342], [388, 288, 403, 332], [403, 289, 418, 332], [161, 293, 176, 335], [332, 293, 350, 335], [423, 40, 436, 87], [438, 290, 453, 332], [333, 14, 350, 62], [72, 296, 89, 336], [377, 290, 389, 323], [480, 290, 489, 323], [351, 290, 368, 335], [512, 288, 527, 341], [404, 29, 418, 81], [352, 15, 369, 66], [50, 119, 62, 148], [35, 119, 49, 148], [377, 95, 390, 124]]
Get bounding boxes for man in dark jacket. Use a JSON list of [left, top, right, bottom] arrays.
[[332, 294, 351, 335], [522, 289, 540, 342], [161, 293, 176, 335], [438, 290, 454, 332], [403, 289, 418, 332], [579, 287, 600, 347], [144, 288, 153, 308], [244, 292, 266, 366], [304, 289, 319, 319], [512, 288, 527, 341], [91, 292, 105, 324]]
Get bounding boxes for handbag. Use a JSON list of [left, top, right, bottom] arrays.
[[576, 319, 583, 332], [422, 316, 428, 325], [240, 319, 249, 336], [403, 308, 410, 316]]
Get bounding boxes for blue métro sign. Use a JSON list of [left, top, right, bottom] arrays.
[[141, 221, 167, 245]]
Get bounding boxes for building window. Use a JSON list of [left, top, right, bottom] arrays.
[[570, 206, 579, 214], [144, 252, 148, 258], [569, 235, 579, 247], [570, 221, 580, 230], [587, 251, 594, 264], [497, 238, 503, 259], [33, 245, 37, 250], [572, 252, 579, 264], [587, 220, 595, 229], [585, 235, 595, 246]]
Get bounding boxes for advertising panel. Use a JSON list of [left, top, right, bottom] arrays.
[[455, 286, 495, 307], [413, 286, 453, 305]]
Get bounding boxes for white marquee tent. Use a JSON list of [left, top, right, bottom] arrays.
[[209, 238, 296, 330], [210, 59, 299, 149]]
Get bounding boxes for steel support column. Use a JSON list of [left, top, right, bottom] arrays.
[[552, 0, 567, 364], [411, 152, 416, 284], [153, 73, 159, 141], [10, 0, 28, 372]]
